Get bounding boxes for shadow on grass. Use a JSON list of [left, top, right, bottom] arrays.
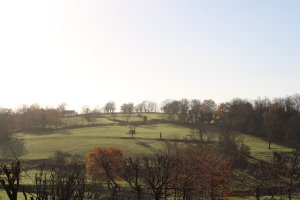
[[134, 139, 158, 153], [140, 125, 157, 129]]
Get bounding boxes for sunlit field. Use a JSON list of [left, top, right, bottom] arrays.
[[15, 122, 192, 160], [8, 114, 292, 162]]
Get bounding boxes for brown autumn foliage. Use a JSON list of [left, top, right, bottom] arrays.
[[84, 145, 233, 199], [86, 147, 124, 181], [171, 146, 233, 199], [86, 147, 125, 199], [204, 156, 233, 199], [171, 146, 210, 193]]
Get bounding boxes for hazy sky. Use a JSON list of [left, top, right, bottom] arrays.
[[0, 0, 299, 110]]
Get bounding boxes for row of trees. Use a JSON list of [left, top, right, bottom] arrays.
[[158, 94, 300, 150], [0, 144, 233, 200], [1, 94, 300, 149], [0, 104, 67, 141], [214, 94, 300, 150], [86, 145, 233, 200], [237, 153, 300, 200], [161, 99, 216, 123], [1, 146, 300, 200], [103, 101, 158, 114], [16, 104, 65, 130]]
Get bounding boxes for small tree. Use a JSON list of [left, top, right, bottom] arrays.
[[128, 125, 137, 138]]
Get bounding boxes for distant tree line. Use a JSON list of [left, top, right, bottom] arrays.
[[0, 103, 66, 137], [158, 94, 300, 150], [213, 94, 300, 150], [161, 99, 216, 123], [1, 94, 300, 150]]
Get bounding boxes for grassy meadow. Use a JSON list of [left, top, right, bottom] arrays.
[[0, 113, 296, 200], [3, 113, 292, 162], [16, 123, 192, 160]]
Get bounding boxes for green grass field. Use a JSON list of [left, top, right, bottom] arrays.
[[0, 113, 294, 165], [7, 117, 292, 162], [62, 116, 115, 126], [14, 123, 193, 160], [107, 113, 166, 122], [0, 116, 296, 200], [61, 113, 165, 127], [240, 133, 293, 162]]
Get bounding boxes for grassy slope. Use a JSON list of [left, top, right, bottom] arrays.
[[240, 133, 293, 162], [16, 123, 192, 160], [5, 113, 293, 162], [62, 116, 115, 126], [0, 114, 295, 200], [15, 127, 293, 162]]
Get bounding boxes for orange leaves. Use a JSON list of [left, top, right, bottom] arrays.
[[86, 147, 124, 181], [85, 146, 233, 199], [172, 147, 233, 198]]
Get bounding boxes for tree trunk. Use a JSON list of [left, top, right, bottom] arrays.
[[137, 189, 142, 200], [256, 188, 260, 200], [288, 187, 292, 200], [155, 192, 161, 200]]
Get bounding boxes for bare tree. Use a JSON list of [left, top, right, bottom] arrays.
[[146, 101, 158, 113], [104, 101, 116, 114], [128, 125, 137, 139], [122, 157, 143, 200], [0, 161, 21, 200], [24, 153, 86, 200], [121, 103, 134, 122], [237, 162, 270, 200], [141, 154, 176, 200], [283, 154, 300, 200]]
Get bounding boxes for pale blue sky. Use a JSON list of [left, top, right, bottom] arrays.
[[0, 0, 299, 110]]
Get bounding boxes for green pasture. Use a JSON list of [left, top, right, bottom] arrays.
[[107, 113, 166, 122], [1, 113, 294, 162], [8, 123, 292, 162], [61, 113, 165, 127], [15, 123, 192, 160], [110, 115, 144, 122], [0, 114, 296, 200], [239, 133, 294, 162], [62, 116, 115, 126]]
